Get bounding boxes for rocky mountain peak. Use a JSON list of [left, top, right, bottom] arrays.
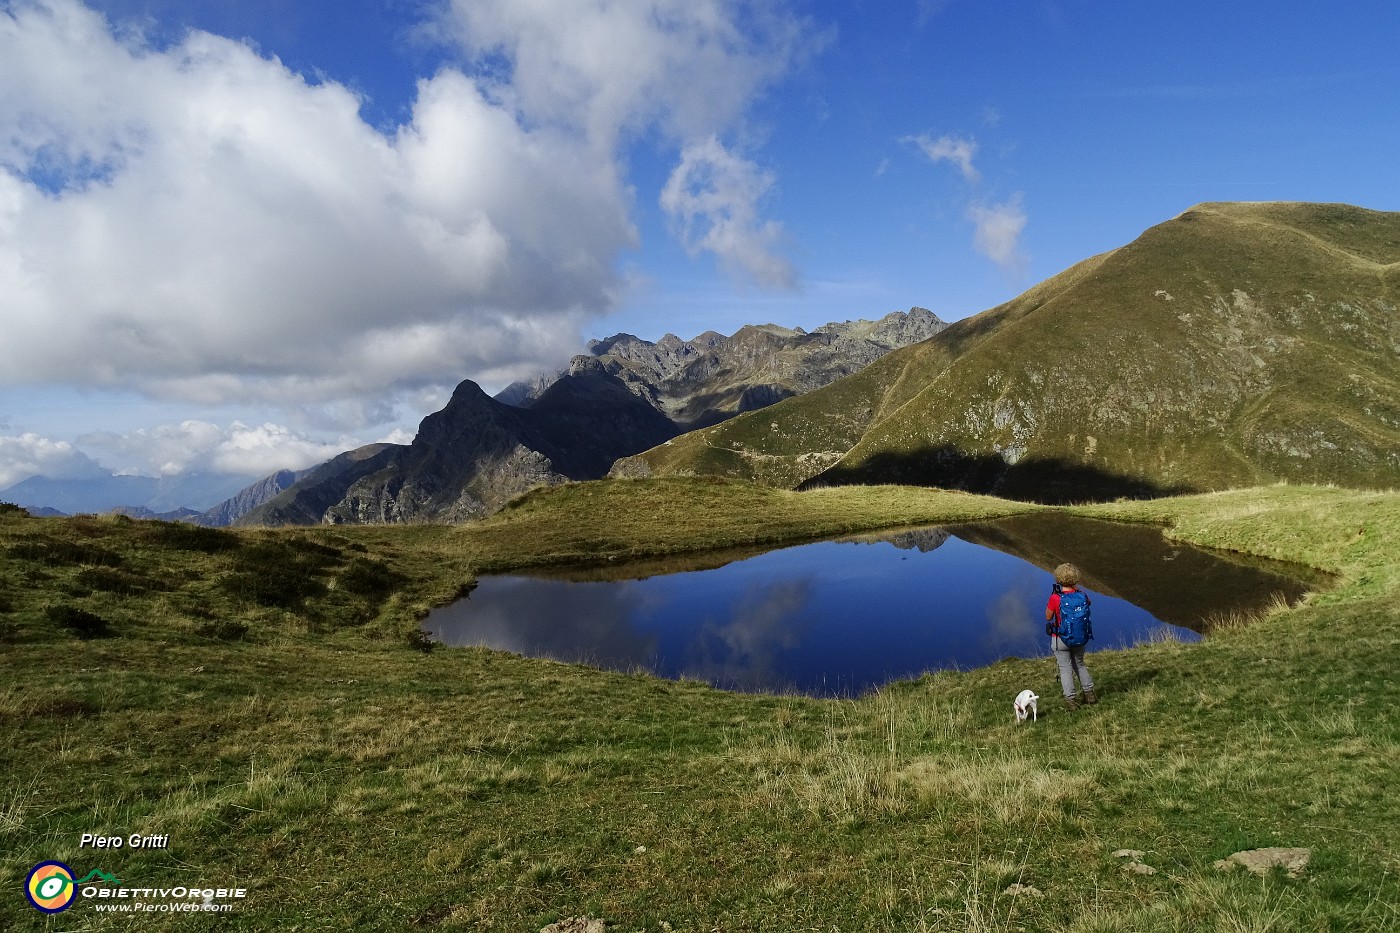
[[587, 333, 644, 354]]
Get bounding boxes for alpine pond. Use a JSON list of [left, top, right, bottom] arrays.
[[425, 514, 1318, 696]]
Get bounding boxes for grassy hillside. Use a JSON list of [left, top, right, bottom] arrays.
[[618, 202, 1400, 501], [612, 337, 971, 488], [2, 481, 1398, 931]]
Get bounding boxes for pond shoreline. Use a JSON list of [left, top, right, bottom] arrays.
[[428, 511, 1317, 697]]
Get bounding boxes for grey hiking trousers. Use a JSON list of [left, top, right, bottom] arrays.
[[1051, 636, 1094, 699]]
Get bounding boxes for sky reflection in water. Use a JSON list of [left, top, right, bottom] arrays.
[[425, 517, 1312, 697]]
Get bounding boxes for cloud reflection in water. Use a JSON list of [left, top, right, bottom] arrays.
[[424, 516, 1313, 696]]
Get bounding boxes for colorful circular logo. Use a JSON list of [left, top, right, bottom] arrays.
[[26, 861, 77, 913]]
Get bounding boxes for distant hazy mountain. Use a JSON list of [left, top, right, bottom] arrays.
[[236, 444, 405, 526], [496, 307, 948, 427], [197, 468, 309, 526], [492, 371, 563, 408], [0, 471, 256, 516], [0, 466, 316, 525], [110, 505, 204, 522], [615, 202, 1400, 501]]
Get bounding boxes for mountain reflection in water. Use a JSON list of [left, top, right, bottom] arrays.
[[425, 515, 1318, 697]]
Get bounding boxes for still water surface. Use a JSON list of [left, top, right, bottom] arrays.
[[425, 514, 1315, 696]]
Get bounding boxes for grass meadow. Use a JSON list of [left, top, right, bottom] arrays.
[[1, 479, 1397, 931]]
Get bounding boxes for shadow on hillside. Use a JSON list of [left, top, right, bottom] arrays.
[[799, 447, 1195, 504], [674, 384, 798, 431]]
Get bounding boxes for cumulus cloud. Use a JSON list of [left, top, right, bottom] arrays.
[[661, 136, 794, 288], [377, 427, 417, 446], [433, 0, 815, 147], [0, 0, 814, 417], [77, 420, 360, 477], [907, 132, 980, 182], [0, 419, 369, 489], [435, 0, 813, 287], [0, 433, 108, 488], [967, 194, 1028, 277], [0, 1, 626, 404]]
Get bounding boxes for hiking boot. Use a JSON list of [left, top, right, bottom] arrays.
[[1083, 689, 1099, 705], [1063, 696, 1081, 712]]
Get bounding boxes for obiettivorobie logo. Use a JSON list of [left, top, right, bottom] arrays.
[[25, 862, 120, 914], [24, 860, 246, 915]]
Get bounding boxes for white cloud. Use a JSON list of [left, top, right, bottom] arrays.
[[967, 194, 1028, 277], [377, 427, 417, 446], [0, 419, 366, 489], [205, 422, 356, 476], [0, 432, 108, 488], [0, 0, 815, 418], [432, 0, 817, 148], [660, 136, 794, 288], [0, 1, 626, 404], [917, 0, 954, 27], [907, 132, 980, 182], [906, 126, 1028, 276], [77, 420, 359, 477], [436, 0, 812, 289]]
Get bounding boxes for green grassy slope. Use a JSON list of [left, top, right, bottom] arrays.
[[620, 202, 1400, 501], [2, 481, 1398, 930]]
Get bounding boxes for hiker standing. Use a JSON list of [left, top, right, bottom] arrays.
[[1046, 562, 1097, 711]]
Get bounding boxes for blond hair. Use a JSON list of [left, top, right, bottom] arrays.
[[1053, 562, 1082, 587]]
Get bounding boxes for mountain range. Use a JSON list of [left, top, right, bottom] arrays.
[[498, 307, 947, 427], [236, 309, 945, 525], [615, 202, 1399, 501], [13, 202, 1394, 523]]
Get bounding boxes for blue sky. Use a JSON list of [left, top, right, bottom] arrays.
[[1, 0, 1397, 494]]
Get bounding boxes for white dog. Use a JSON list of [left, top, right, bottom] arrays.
[[1014, 689, 1039, 723]]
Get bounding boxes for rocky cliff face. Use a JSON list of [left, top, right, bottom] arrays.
[[243, 366, 679, 526], [199, 468, 307, 526], [236, 444, 404, 526], [497, 308, 947, 427]]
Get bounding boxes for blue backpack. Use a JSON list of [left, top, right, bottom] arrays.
[[1056, 589, 1093, 647]]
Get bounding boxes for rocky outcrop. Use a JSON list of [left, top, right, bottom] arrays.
[[1213, 847, 1311, 878]]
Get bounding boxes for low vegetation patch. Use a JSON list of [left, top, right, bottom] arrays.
[[1, 480, 1397, 931], [42, 604, 114, 639]]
